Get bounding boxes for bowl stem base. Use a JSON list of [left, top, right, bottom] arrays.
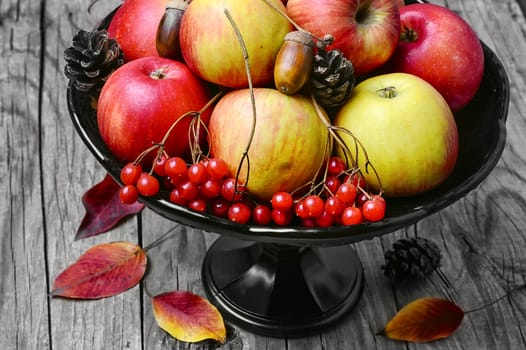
[[201, 237, 365, 338]]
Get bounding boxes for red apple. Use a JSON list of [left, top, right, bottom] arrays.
[[97, 57, 211, 164], [208, 88, 329, 201], [179, 0, 292, 88], [286, 0, 400, 76], [334, 73, 458, 198], [108, 0, 167, 61], [386, 3, 484, 111]]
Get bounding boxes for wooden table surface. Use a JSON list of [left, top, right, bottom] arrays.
[[2, 0, 526, 349]]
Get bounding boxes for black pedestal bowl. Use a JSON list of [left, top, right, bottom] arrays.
[[67, 15, 509, 337]]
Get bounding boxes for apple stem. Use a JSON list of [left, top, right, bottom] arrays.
[[378, 86, 397, 99], [400, 26, 418, 42], [310, 90, 384, 195], [150, 66, 170, 80]]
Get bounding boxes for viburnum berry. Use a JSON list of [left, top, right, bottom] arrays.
[[228, 202, 251, 224], [209, 197, 230, 218], [271, 191, 294, 211], [315, 210, 335, 227], [136, 173, 160, 197], [206, 157, 229, 180], [153, 154, 168, 176], [335, 182, 357, 205], [271, 209, 293, 226], [169, 188, 188, 206], [341, 206, 363, 226], [188, 198, 208, 213], [300, 218, 317, 227], [325, 196, 344, 216], [119, 185, 139, 204], [187, 163, 207, 184], [303, 195, 325, 217], [362, 195, 386, 222], [221, 178, 246, 202], [164, 156, 187, 179], [327, 156, 346, 176], [295, 199, 310, 219], [356, 192, 369, 207], [200, 178, 222, 198], [178, 180, 200, 201], [325, 176, 341, 196], [349, 173, 365, 188], [120, 163, 142, 185], [252, 204, 272, 225]]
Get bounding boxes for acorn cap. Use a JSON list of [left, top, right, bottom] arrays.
[[284, 31, 315, 48]]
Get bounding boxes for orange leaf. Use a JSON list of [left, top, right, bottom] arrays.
[[378, 297, 464, 343], [51, 241, 147, 299], [152, 291, 226, 344]]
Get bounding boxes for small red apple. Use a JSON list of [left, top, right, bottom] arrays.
[[386, 3, 484, 111], [179, 0, 292, 88], [208, 88, 329, 201], [97, 57, 211, 164], [108, 0, 167, 61], [286, 0, 400, 76]]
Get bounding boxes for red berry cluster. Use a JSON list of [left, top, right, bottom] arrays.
[[118, 155, 386, 227], [290, 156, 386, 227]]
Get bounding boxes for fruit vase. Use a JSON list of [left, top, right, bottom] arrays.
[[67, 2, 509, 338]]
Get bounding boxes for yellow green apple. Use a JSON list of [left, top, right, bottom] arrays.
[[334, 73, 459, 197]]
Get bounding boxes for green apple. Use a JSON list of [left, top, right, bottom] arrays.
[[208, 88, 329, 201], [334, 73, 458, 198]]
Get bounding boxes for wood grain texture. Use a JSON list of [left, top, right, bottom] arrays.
[[1, 0, 525, 349], [1, 0, 50, 348]]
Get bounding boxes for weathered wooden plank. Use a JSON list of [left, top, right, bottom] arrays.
[[0, 0, 51, 348], [40, 0, 143, 349]]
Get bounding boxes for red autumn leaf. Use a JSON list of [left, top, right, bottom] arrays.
[[152, 291, 226, 344], [51, 241, 147, 299], [378, 297, 464, 343], [76, 174, 144, 240]]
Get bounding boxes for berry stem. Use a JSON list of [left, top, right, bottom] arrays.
[[225, 9, 256, 192], [309, 90, 384, 196]]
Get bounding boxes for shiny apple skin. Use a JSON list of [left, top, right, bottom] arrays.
[[286, 0, 400, 76], [97, 57, 211, 164], [386, 3, 484, 111], [334, 73, 459, 198], [108, 0, 168, 61]]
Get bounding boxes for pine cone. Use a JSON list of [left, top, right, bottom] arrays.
[[381, 237, 442, 283], [310, 48, 355, 109], [64, 29, 124, 95]]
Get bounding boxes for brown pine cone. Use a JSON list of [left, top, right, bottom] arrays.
[[64, 29, 124, 95], [310, 47, 355, 109], [381, 237, 442, 283]]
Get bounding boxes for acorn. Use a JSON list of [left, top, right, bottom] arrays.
[[273, 31, 315, 95], [156, 0, 191, 60]]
